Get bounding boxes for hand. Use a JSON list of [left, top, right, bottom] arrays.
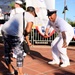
[[28, 42, 32, 46], [44, 33, 49, 38], [62, 41, 67, 48], [44, 33, 49, 36]]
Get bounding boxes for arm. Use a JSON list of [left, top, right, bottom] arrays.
[[26, 22, 33, 33], [44, 21, 51, 37], [23, 22, 33, 46], [25, 35, 32, 46], [44, 27, 50, 36], [62, 31, 67, 48], [23, 22, 33, 36]]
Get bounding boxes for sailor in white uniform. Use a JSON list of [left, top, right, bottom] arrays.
[[45, 9, 74, 67]]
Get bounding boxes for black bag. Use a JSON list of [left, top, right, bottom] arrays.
[[23, 41, 30, 54], [22, 12, 30, 54]]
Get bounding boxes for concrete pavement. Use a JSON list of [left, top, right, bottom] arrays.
[[0, 44, 75, 75]]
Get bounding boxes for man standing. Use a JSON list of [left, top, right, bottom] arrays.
[[1, 6, 36, 75], [10, 0, 25, 19], [9, 0, 27, 58], [45, 9, 74, 67]]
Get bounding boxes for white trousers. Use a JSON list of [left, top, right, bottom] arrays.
[[51, 30, 74, 64]]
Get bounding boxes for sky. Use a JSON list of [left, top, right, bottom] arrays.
[[0, 0, 75, 21], [55, 0, 75, 21]]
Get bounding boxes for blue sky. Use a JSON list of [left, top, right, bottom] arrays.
[[55, 0, 75, 21]]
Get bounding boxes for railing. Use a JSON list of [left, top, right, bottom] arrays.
[[29, 29, 75, 45], [0, 18, 75, 44]]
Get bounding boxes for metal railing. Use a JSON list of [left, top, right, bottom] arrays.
[[29, 29, 75, 45]]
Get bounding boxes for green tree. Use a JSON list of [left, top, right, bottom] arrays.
[[9, 2, 15, 9], [9, 1, 26, 10], [66, 18, 75, 27]]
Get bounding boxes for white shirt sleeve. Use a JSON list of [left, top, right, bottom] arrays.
[[58, 19, 69, 32]]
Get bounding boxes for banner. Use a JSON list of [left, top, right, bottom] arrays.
[[36, 25, 55, 38], [44, 0, 55, 9]]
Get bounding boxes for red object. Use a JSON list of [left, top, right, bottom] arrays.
[[36, 26, 55, 38]]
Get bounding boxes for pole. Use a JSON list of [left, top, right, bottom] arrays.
[[64, 0, 66, 20]]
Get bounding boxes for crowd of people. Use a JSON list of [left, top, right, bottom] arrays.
[[1, 0, 74, 75]]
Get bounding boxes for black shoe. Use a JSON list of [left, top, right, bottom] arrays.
[[14, 70, 18, 75]]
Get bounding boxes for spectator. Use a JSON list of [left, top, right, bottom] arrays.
[[9, 0, 25, 19], [9, 0, 27, 58], [1, 6, 36, 75]]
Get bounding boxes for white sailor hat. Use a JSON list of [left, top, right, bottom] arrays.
[[15, 0, 23, 4], [47, 9, 57, 16]]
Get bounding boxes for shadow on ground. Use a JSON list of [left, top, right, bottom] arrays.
[[0, 44, 9, 75], [54, 68, 75, 75], [0, 43, 75, 75], [54, 72, 75, 75], [28, 50, 52, 62], [28, 49, 75, 75]]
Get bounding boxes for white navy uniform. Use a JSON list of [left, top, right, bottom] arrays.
[[47, 16, 74, 64]]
